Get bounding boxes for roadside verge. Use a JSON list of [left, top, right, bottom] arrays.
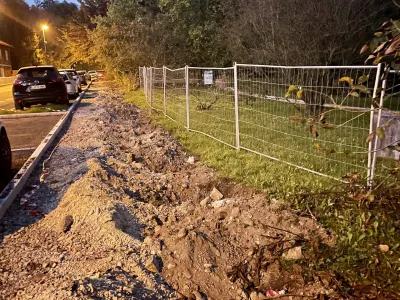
[[0, 83, 92, 219]]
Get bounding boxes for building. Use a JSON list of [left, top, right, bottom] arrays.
[[0, 40, 13, 77]]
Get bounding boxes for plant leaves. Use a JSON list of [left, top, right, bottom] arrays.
[[366, 132, 375, 143], [349, 91, 360, 97], [360, 44, 369, 54], [315, 143, 325, 151], [285, 85, 297, 98], [354, 85, 370, 95], [297, 89, 303, 99], [358, 75, 369, 84], [374, 32, 383, 37], [376, 127, 385, 139], [322, 123, 335, 129], [310, 125, 319, 137], [384, 38, 400, 56], [288, 116, 304, 122], [338, 77, 354, 87]]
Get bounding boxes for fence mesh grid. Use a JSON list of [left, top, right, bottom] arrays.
[[140, 64, 400, 184], [188, 67, 236, 147], [165, 67, 187, 126]]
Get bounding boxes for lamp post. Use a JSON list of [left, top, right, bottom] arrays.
[[42, 25, 48, 53]]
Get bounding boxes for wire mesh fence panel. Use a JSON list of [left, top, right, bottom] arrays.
[[151, 67, 164, 112], [165, 67, 187, 126], [188, 67, 236, 147], [145, 68, 151, 106], [236, 64, 379, 180], [371, 69, 400, 182], [139, 67, 144, 90]]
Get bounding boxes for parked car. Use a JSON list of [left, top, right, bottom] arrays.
[[88, 70, 98, 81], [59, 69, 82, 92], [0, 120, 12, 176], [97, 70, 105, 79], [77, 70, 88, 85], [59, 71, 79, 99], [12, 66, 68, 110]]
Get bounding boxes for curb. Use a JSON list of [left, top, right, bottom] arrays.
[[0, 82, 92, 220], [0, 112, 67, 119]]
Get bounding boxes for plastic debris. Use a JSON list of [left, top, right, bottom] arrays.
[[187, 156, 195, 164]]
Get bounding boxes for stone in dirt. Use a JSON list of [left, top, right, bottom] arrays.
[[211, 198, 233, 209], [62, 215, 74, 233], [282, 246, 303, 260], [200, 196, 210, 207], [177, 228, 188, 239], [145, 256, 163, 273], [126, 153, 135, 163], [210, 187, 223, 201]]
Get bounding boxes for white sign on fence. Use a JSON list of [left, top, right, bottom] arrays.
[[204, 71, 213, 85]]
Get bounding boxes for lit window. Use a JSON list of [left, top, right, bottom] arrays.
[[0, 50, 2, 60], [5, 50, 8, 61]]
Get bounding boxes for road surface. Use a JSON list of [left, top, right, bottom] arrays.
[[0, 84, 13, 110], [0, 115, 62, 193]]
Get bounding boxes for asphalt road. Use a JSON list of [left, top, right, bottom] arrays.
[[0, 84, 13, 110], [0, 115, 62, 193]]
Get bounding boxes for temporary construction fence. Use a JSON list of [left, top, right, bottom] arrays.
[[139, 64, 400, 186]]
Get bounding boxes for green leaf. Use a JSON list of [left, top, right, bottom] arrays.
[[376, 127, 385, 139], [358, 75, 369, 84], [354, 85, 370, 95], [358, 234, 366, 242], [349, 91, 360, 97], [297, 89, 303, 99], [374, 32, 383, 37], [338, 77, 354, 87]]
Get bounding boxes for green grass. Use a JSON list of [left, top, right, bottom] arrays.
[[125, 89, 334, 195], [125, 88, 400, 296], [0, 103, 70, 115]]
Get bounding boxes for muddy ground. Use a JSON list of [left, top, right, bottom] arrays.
[[0, 82, 337, 299]]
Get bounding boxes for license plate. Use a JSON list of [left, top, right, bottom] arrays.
[[30, 85, 46, 90]]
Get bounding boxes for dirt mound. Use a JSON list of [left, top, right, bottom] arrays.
[[0, 82, 335, 299]]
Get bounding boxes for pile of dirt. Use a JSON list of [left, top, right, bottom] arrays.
[[0, 82, 337, 299]]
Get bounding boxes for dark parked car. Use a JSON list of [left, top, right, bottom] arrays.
[[0, 120, 11, 177], [12, 66, 68, 110]]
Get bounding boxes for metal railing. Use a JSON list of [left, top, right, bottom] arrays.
[[140, 63, 399, 186]]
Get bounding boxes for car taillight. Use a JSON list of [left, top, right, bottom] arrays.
[[56, 77, 63, 82], [13, 80, 22, 86]]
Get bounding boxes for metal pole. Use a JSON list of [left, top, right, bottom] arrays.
[[163, 66, 167, 115], [150, 67, 153, 109], [367, 63, 382, 187], [234, 62, 240, 150], [370, 64, 387, 186], [185, 65, 190, 129], [42, 28, 47, 53]]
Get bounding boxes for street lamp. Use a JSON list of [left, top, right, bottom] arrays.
[[42, 25, 48, 53]]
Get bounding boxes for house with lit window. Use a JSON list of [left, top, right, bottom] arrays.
[[0, 40, 13, 77]]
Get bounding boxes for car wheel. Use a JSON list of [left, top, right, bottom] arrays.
[[0, 128, 12, 177], [14, 102, 24, 110]]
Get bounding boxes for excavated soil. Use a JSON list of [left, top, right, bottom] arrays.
[[0, 82, 336, 300]]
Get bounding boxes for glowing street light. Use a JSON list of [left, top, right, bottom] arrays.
[[42, 25, 49, 53]]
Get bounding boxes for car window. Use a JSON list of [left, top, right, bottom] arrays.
[[17, 68, 59, 80], [61, 74, 68, 81], [67, 72, 75, 78]]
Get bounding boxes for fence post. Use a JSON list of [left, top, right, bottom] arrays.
[[150, 67, 153, 109], [163, 66, 167, 116], [234, 62, 240, 150], [367, 63, 382, 187], [185, 65, 190, 130], [370, 63, 388, 186]]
